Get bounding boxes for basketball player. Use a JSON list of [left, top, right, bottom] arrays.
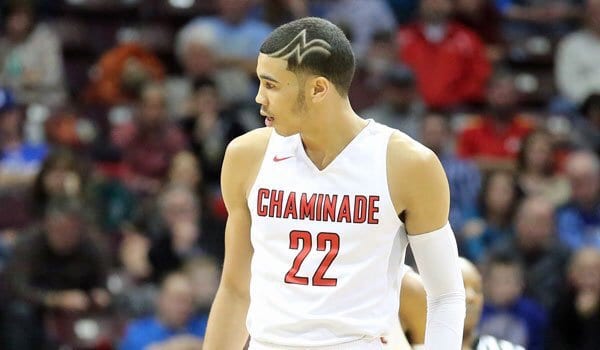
[[460, 258, 525, 350], [203, 17, 465, 349], [384, 265, 427, 350]]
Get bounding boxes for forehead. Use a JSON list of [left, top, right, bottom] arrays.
[[257, 53, 297, 82]]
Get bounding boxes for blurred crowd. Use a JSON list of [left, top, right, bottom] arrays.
[[0, 0, 599, 349]]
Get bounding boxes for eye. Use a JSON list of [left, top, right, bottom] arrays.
[[264, 81, 275, 89]]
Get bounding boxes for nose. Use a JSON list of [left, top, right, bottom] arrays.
[[255, 86, 267, 106]]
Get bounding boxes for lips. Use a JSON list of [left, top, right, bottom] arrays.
[[261, 109, 274, 127]]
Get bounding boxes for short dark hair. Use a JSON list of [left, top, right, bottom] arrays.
[[259, 17, 355, 95]]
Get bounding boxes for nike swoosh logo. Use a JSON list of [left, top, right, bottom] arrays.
[[273, 155, 294, 162]]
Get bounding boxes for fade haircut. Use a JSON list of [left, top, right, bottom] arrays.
[[260, 17, 355, 96]]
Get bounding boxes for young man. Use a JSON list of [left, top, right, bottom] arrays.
[[460, 258, 525, 350], [203, 17, 465, 349]]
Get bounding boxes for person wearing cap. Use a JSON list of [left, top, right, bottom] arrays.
[[361, 64, 425, 140]]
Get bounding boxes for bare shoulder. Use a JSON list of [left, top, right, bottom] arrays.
[[387, 131, 439, 176], [387, 131, 444, 211], [223, 127, 273, 199], [226, 127, 272, 160]]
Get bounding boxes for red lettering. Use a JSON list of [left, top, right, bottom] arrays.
[[337, 195, 351, 223], [353, 196, 367, 223], [257, 188, 270, 216], [316, 194, 324, 221], [269, 190, 284, 217], [283, 192, 298, 219], [323, 194, 338, 222], [299, 193, 316, 220], [368, 196, 380, 224]]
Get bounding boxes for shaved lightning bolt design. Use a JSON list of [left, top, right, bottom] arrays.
[[269, 29, 332, 64]]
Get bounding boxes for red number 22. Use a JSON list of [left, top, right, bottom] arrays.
[[285, 230, 340, 287]]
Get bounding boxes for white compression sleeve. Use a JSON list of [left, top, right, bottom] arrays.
[[407, 222, 465, 350]]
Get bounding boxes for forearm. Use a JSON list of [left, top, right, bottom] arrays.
[[408, 223, 466, 349], [203, 285, 250, 350]]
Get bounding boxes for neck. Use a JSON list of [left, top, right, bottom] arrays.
[[299, 99, 367, 170]]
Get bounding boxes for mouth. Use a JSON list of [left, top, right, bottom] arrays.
[[261, 109, 274, 127]]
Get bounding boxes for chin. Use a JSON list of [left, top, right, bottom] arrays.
[[273, 125, 298, 137]]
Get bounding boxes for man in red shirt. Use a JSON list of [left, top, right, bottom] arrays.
[[457, 72, 533, 172], [397, 0, 492, 109]]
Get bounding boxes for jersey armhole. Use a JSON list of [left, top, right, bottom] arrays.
[[246, 128, 276, 201]]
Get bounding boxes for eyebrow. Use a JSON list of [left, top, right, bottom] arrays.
[[258, 74, 280, 83]]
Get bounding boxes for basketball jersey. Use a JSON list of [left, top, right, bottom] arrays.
[[246, 120, 408, 347]]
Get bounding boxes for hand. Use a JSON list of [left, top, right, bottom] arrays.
[[91, 289, 111, 308], [575, 290, 599, 317], [51, 290, 90, 312], [462, 219, 486, 239]]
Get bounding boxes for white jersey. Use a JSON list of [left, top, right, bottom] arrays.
[[247, 120, 408, 347]]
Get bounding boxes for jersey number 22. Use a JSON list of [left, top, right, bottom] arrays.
[[285, 230, 340, 286]]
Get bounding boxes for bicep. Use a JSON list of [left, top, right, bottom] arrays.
[[218, 143, 254, 296], [403, 152, 450, 235]]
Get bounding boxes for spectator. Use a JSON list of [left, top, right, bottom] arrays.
[[84, 42, 165, 106], [0, 88, 47, 232], [557, 151, 600, 249], [461, 170, 518, 262], [555, 0, 600, 105], [111, 83, 187, 195], [326, 0, 397, 61], [491, 196, 571, 310], [0, 88, 47, 188], [173, 17, 246, 110], [31, 149, 90, 217], [457, 71, 534, 172], [460, 257, 525, 350], [516, 129, 570, 206], [397, 0, 491, 109], [178, 78, 247, 189], [0, 1, 66, 106], [183, 256, 221, 316], [547, 247, 600, 350], [121, 185, 222, 284], [361, 64, 425, 140], [454, 0, 505, 61], [349, 30, 398, 111], [498, 0, 582, 41], [119, 272, 206, 350], [1, 199, 110, 350], [571, 93, 600, 155], [167, 151, 203, 197], [480, 252, 547, 350], [250, 0, 326, 28], [420, 112, 481, 232], [177, 0, 272, 104]]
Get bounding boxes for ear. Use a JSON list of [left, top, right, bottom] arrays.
[[310, 77, 330, 103]]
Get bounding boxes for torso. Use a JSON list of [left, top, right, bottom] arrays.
[[244, 121, 408, 347]]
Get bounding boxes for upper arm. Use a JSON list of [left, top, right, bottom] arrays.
[[399, 271, 427, 344], [388, 133, 450, 235], [218, 129, 271, 296]]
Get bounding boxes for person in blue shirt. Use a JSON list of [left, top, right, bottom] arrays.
[[0, 87, 48, 188], [557, 151, 600, 249], [120, 272, 208, 350], [480, 252, 547, 350]]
